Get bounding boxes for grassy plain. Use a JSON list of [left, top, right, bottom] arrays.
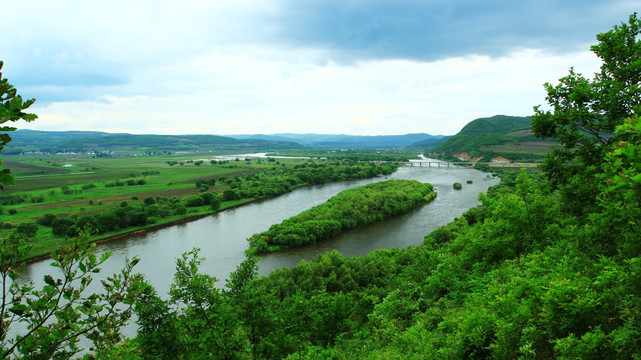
[[0, 153, 314, 259]]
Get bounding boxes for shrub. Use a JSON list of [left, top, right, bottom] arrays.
[[467, 180, 473, 184], [453, 182, 463, 190], [210, 196, 221, 211], [222, 189, 237, 201], [172, 203, 187, 215], [184, 196, 204, 207], [30, 195, 45, 203], [200, 192, 214, 204], [37, 213, 58, 226], [8, 208, 17, 215], [51, 218, 75, 236]]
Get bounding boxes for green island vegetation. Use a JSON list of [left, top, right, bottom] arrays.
[[247, 179, 436, 254], [0, 14, 640, 359]]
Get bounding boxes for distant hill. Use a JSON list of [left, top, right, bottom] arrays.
[[434, 115, 555, 161], [228, 133, 447, 148], [5, 130, 450, 155], [5, 130, 303, 154], [435, 115, 532, 153]]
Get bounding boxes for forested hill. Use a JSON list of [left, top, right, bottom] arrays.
[[435, 115, 532, 155], [228, 133, 447, 148], [5, 130, 303, 154]]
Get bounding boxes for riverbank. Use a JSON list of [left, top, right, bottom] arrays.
[[21, 198, 260, 264]]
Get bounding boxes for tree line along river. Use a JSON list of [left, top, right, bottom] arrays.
[[19, 161, 499, 300]]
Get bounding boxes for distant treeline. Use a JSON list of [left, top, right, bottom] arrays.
[[248, 179, 436, 253]]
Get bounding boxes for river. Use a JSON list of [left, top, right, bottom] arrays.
[[19, 162, 498, 298]]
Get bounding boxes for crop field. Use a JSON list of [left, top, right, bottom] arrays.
[[505, 129, 535, 137], [480, 141, 556, 154]]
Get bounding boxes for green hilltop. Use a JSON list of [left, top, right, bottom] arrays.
[[433, 115, 554, 162]]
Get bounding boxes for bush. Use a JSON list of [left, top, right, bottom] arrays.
[[222, 189, 237, 201], [210, 196, 221, 211], [200, 192, 214, 204], [467, 180, 473, 184], [37, 213, 58, 226], [81, 183, 97, 190], [51, 218, 75, 236], [184, 196, 204, 207], [30, 195, 45, 203], [172, 203, 187, 215], [8, 208, 17, 215], [453, 182, 463, 190]]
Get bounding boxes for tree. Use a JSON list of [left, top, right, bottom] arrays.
[[531, 13, 641, 215], [0, 61, 38, 189], [1, 229, 145, 359], [136, 248, 248, 359]]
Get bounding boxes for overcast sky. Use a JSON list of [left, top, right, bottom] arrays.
[[2, 1, 638, 135]]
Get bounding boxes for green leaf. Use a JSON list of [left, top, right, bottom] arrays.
[[9, 304, 28, 316], [44, 274, 56, 287]]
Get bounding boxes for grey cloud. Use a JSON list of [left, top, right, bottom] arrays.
[[258, 0, 638, 62]]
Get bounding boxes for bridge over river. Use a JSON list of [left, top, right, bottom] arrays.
[[407, 161, 477, 168]]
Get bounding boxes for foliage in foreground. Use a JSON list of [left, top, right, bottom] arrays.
[[247, 179, 436, 254], [1, 229, 145, 359], [0, 60, 37, 189]]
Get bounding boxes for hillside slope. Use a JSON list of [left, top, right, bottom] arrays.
[[433, 115, 553, 161]]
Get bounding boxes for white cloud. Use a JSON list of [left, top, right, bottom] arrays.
[[7, 1, 629, 136], [25, 46, 601, 135]]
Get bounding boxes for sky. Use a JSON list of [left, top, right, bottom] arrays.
[[1, 1, 639, 136]]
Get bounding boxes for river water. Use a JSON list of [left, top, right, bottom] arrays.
[[20, 162, 498, 298]]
